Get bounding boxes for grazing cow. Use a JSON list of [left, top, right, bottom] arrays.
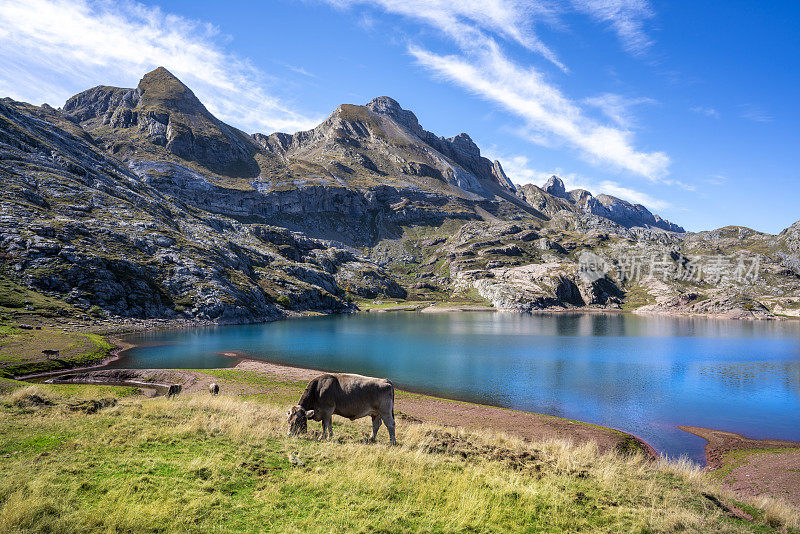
[[209, 383, 219, 395], [41, 349, 60, 359], [166, 384, 182, 398], [287, 373, 396, 444]]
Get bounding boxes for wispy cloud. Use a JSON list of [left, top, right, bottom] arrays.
[[583, 93, 656, 128], [569, 0, 654, 55], [739, 104, 773, 123], [0, 0, 320, 133], [594, 180, 669, 210], [691, 106, 720, 119], [704, 174, 727, 186], [283, 64, 318, 79], [324, 0, 567, 71], [411, 44, 669, 179], [326, 0, 668, 181], [490, 153, 670, 210]]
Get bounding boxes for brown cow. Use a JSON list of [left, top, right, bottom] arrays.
[[287, 373, 396, 444]]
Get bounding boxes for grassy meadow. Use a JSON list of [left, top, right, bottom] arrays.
[[1, 383, 798, 533], [0, 324, 112, 378]]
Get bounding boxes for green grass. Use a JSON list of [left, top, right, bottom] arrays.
[[1, 385, 797, 533], [0, 377, 26, 394], [353, 299, 431, 311], [0, 326, 113, 378], [199, 369, 307, 404], [621, 285, 657, 311], [0, 273, 78, 319]]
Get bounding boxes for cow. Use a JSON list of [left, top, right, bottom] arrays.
[[287, 373, 396, 444], [166, 384, 182, 398], [209, 383, 220, 395], [41, 349, 60, 359]]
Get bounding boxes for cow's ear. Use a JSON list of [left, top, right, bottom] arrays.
[[305, 410, 315, 419]]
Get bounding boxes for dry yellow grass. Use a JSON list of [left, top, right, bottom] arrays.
[[0, 386, 798, 533]]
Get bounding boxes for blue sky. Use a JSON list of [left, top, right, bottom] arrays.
[[0, 0, 797, 233]]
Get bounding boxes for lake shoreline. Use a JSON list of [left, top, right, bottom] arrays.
[[233, 357, 660, 459], [679, 426, 800, 508], [8, 312, 799, 460], [37, 355, 658, 460]]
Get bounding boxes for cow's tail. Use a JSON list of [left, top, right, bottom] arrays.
[[389, 379, 395, 419]]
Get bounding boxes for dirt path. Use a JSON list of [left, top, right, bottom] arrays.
[[680, 426, 800, 508]]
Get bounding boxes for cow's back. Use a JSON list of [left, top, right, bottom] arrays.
[[329, 373, 393, 419]]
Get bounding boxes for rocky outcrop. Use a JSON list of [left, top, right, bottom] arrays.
[[544, 175, 567, 198], [454, 262, 622, 312]]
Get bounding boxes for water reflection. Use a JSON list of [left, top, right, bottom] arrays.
[[116, 312, 800, 461]]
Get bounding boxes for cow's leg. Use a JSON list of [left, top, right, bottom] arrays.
[[370, 414, 382, 442], [381, 411, 396, 445], [323, 412, 334, 440], [314, 415, 324, 440]]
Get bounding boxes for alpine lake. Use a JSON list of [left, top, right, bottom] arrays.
[[111, 311, 800, 461]]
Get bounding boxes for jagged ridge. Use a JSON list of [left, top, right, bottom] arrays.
[[516, 175, 684, 233]]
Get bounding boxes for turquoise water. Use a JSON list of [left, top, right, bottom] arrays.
[[113, 312, 800, 461]]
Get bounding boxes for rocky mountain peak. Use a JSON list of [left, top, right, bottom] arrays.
[[515, 175, 684, 232], [544, 175, 567, 198], [365, 96, 422, 134], [447, 133, 480, 158], [366, 96, 402, 114], [136, 67, 204, 113], [63, 67, 259, 178]]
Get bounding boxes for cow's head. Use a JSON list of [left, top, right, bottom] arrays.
[[287, 406, 315, 436]]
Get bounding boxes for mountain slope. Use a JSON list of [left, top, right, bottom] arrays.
[[2, 67, 799, 322], [0, 96, 403, 322]]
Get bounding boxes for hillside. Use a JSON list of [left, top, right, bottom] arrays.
[[1, 66, 800, 323]]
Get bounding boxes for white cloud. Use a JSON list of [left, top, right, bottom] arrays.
[[411, 44, 669, 180], [592, 180, 669, 210], [704, 174, 727, 186], [490, 153, 551, 184], [0, 0, 320, 133], [584, 93, 656, 128], [570, 0, 654, 55], [325, 0, 567, 71], [325, 0, 668, 181], [739, 104, 773, 123], [691, 106, 719, 119], [491, 153, 670, 210]]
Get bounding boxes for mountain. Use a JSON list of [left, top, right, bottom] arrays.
[[0, 95, 403, 322], [1, 67, 799, 322], [255, 95, 518, 198], [516, 176, 684, 233], [63, 67, 261, 178]]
